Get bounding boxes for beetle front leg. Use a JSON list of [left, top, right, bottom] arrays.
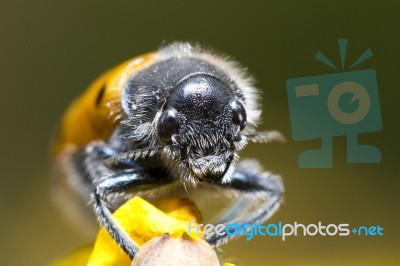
[[79, 142, 173, 259], [93, 171, 171, 259], [206, 160, 284, 246]]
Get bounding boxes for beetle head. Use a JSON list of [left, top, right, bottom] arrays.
[[159, 74, 248, 185]]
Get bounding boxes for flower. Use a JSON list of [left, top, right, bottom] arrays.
[[52, 196, 234, 266]]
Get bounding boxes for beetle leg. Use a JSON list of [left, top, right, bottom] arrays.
[[93, 171, 172, 259], [244, 130, 286, 144], [52, 142, 130, 235], [205, 160, 284, 246], [56, 142, 174, 259], [81, 142, 173, 259]]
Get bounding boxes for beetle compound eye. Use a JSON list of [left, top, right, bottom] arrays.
[[230, 100, 247, 130], [158, 109, 180, 143]]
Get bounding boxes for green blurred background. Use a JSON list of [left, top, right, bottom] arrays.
[[0, 0, 399, 265]]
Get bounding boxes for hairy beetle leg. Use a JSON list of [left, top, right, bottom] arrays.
[[93, 171, 173, 259], [205, 163, 283, 246]]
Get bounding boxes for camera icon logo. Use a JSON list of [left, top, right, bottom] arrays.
[[286, 39, 382, 168]]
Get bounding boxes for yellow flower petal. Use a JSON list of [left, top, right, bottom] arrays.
[[52, 197, 236, 266], [87, 197, 203, 266]]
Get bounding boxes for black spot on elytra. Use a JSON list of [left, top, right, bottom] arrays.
[[95, 85, 106, 107]]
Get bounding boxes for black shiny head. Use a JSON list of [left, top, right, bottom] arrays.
[[167, 73, 233, 127], [121, 44, 259, 185], [157, 73, 247, 183]]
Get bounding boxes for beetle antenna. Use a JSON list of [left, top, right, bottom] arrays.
[[104, 145, 164, 166], [244, 130, 286, 143]]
